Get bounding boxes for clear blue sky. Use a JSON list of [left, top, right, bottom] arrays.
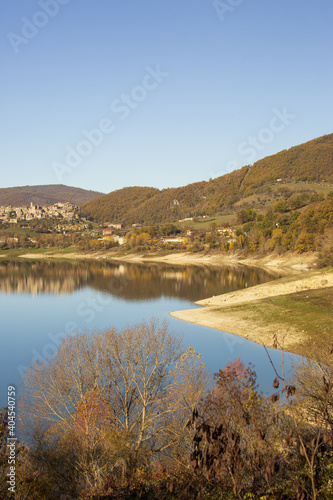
[[1, 0, 332, 194]]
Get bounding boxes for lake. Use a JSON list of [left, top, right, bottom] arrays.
[[0, 258, 296, 407]]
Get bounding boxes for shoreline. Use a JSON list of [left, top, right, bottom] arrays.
[[13, 249, 317, 273], [170, 268, 333, 357]]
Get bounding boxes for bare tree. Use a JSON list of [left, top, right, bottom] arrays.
[[289, 351, 333, 500], [293, 348, 333, 430], [264, 338, 333, 500], [19, 318, 207, 495]]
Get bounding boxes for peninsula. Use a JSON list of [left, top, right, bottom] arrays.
[[170, 266, 333, 358]]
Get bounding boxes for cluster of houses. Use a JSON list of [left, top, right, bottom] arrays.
[[0, 201, 238, 248], [160, 228, 237, 245], [0, 202, 78, 224]]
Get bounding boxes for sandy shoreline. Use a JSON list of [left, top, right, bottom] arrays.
[[170, 268, 333, 355], [17, 249, 317, 272]]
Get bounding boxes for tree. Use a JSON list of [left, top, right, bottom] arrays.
[[190, 359, 283, 498], [160, 224, 180, 236], [19, 319, 207, 496], [295, 231, 315, 253], [273, 200, 289, 213], [317, 227, 333, 267], [269, 227, 284, 252], [265, 339, 333, 499], [237, 208, 257, 224], [157, 347, 208, 465]]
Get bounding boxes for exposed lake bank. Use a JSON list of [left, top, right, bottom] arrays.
[[170, 267, 333, 358], [14, 248, 317, 273]]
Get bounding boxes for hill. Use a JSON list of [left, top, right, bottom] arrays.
[[80, 186, 160, 223], [241, 133, 333, 195], [0, 184, 104, 207], [81, 133, 333, 224]]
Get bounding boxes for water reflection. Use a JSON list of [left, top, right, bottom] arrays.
[[0, 259, 296, 407], [0, 259, 283, 301]]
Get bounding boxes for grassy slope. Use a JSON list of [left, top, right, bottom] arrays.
[[0, 247, 78, 258], [212, 268, 333, 358]]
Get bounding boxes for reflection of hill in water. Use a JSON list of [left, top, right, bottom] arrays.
[[0, 260, 283, 301]]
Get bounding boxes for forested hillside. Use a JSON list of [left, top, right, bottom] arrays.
[[241, 133, 333, 195], [81, 134, 333, 224]]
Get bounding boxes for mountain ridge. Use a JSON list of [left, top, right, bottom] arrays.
[[0, 184, 104, 207], [81, 133, 333, 224]]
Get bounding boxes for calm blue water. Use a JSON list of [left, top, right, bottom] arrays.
[[0, 259, 296, 407]]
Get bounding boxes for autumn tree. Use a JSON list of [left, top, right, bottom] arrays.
[[19, 319, 207, 497], [156, 347, 208, 466], [265, 339, 333, 500], [190, 358, 283, 498], [317, 227, 333, 267], [237, 208, 257, 224]]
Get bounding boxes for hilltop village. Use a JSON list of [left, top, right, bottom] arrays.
[[0, 200, 239, 252], [0, 202, 78, 223]]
